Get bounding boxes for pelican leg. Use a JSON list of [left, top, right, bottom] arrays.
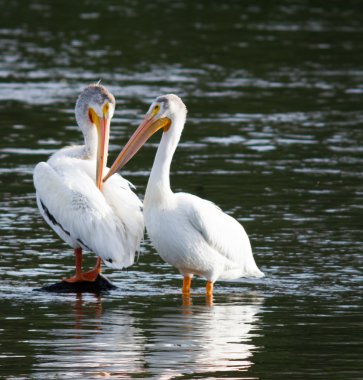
[[206, 281, 213, 297], [63, 249, 101, 283], [182, 276, 192, 295], [206, 281, 214, 305], [63, 247, 85, 283]]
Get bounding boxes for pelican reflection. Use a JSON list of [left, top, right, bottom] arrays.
[[144, 295, 264, 379], [31, 294, 146, 378], [30, 294, 263, 379]]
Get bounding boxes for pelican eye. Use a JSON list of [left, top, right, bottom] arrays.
[[154, 104, 160, 112]]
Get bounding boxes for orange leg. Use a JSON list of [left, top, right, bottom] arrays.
[[206, 281, 214, 305], [63, 248, 101, 283], [182, 276, 192, 295], [206, 281, 214, 297]]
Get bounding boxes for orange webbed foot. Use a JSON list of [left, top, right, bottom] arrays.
[[63, 256, 102, 283]]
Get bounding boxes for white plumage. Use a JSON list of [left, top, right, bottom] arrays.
[[145, 193, 262, 282], [33, 84, 143, 281], [104, 94, 263, 296], [34, 153, 143, 269]]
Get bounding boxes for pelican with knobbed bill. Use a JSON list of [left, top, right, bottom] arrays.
[[33, 84, 144, 283], [103, 94, 264, 298]]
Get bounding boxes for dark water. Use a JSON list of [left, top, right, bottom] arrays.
[[1, 0, 362, 378]]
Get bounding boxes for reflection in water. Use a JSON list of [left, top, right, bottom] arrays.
[[145, 296, 263, 379], [31, 295, 146, 378], [29, 295, 263, 379], [72, 293, 102, 332]]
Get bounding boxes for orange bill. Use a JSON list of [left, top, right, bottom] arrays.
[[103, 114, 171, 183], [89, 105, 111, 191], [96, 115, 110, 190]]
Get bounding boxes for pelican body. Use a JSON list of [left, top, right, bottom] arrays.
[[104, 94, 263, 297], [33, 84, 144, 282]]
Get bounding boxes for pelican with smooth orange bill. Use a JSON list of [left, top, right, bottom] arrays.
[[33, 84, 144, 283], [104, 94, 263, 298]]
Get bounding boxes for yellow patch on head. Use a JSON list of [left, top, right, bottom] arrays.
[[162, 117, 171, 132], [151, 104, 160, 117], [88, 107, 98, 124], [103, 103, 110, 115]]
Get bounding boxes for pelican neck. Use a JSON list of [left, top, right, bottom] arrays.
[[81, 122, 98, 158], [144, 120, 183, 205]]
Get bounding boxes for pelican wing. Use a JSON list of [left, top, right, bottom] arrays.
[[179, 193, 263, 276], [33, 158, 141, 269]]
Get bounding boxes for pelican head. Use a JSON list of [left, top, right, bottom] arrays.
[[103, 94, 187, 182], [75, 84, 115, 190]]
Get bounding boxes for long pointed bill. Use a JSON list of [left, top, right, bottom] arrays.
[[96, 116, 110, 190], [103, 115, 171, 183]]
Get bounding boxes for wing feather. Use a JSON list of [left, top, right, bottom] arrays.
[[177, 192, 263, 277], [34, 157, 143, 269]]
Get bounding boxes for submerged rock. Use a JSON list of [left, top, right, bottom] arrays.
[[34, 274, 117, 294]]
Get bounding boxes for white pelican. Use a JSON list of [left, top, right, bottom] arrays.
[[33, 84, 144, 283], [104, 94, 264, 297]]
